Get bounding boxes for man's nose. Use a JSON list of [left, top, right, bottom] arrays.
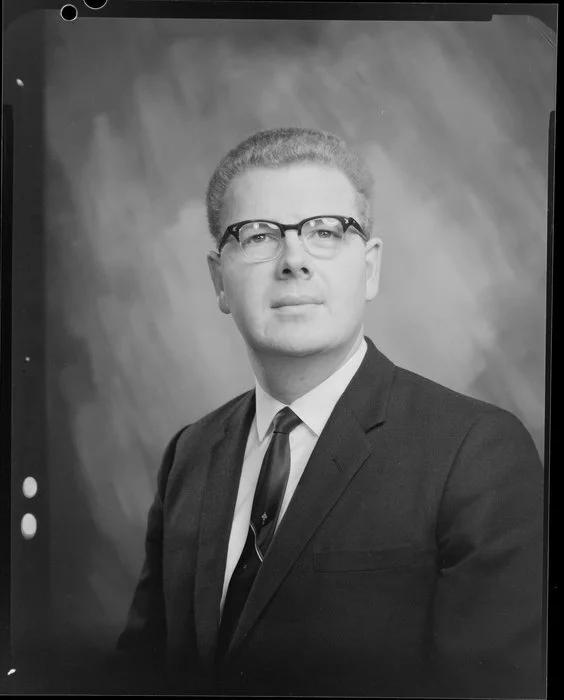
[[276, 229, 312, 278]]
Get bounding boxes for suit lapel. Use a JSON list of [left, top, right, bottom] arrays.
[[227, 339, 396, 656], [194, 391, 256, 666]]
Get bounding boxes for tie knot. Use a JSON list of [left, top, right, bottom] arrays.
[[271, 407, 301, 435]]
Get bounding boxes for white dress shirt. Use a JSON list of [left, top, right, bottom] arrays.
[[220, 338, 368, 613]]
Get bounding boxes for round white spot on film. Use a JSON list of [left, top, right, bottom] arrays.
[[60, 4, 78, 21], [22, 477, 38, 498], [84, 0, 109, 9], [16, 79, 24, 87], [21, 513, 37, 539]]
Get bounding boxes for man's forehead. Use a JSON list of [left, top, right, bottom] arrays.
[[222, 163, 359, 224], [230, 162, 350, 186]]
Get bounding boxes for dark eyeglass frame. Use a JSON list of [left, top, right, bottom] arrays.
[[217, 214, 368, 254]]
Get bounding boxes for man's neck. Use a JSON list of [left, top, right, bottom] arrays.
[[249, 331, 365, 405]]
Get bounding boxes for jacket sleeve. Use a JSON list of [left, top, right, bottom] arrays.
[[431, 409, 545, 698], [109, 428, 185, 693]]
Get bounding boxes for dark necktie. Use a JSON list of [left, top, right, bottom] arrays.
[[216, 406, 302, 661]]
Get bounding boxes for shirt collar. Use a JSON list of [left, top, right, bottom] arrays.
[[254, 338, 368, 442]]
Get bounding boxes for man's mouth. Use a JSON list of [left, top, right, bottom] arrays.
[[271, 295, 322, 308]]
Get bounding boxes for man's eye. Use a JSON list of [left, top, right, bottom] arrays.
[[245, 232, 279, 246], [313, 230, 342, 239], [246, 233, 267, 244]]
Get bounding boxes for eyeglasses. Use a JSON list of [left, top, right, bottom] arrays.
[[218, 215, 368, 262]]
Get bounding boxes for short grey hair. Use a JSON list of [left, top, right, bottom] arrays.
[[205, 127, 374, 242]]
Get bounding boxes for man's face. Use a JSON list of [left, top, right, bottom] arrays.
[[208, 162, 381, 358]]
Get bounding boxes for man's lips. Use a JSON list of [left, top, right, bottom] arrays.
[[271, 296, 323, 308]]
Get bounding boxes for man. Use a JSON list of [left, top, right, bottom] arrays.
[[116, 127, 544, 697]]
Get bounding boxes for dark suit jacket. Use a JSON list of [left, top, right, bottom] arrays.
[[115, 338, 544, 697]]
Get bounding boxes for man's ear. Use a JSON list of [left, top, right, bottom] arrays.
[[207, 250, 231, 315], [364, 237, 382, 302]]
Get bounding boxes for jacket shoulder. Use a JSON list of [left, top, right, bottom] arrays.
[[391, 364, 518, 427], [388, 365, 541, 474], [171, 388, 253, 450], [153, 390, 253, 494]]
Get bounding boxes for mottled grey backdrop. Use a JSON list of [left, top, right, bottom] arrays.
[[44, 15, 554, 653]]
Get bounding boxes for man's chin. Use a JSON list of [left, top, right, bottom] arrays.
[[254, 333, 336, 358]]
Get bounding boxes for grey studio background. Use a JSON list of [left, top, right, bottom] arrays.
[[41, 15, 555, 660]]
